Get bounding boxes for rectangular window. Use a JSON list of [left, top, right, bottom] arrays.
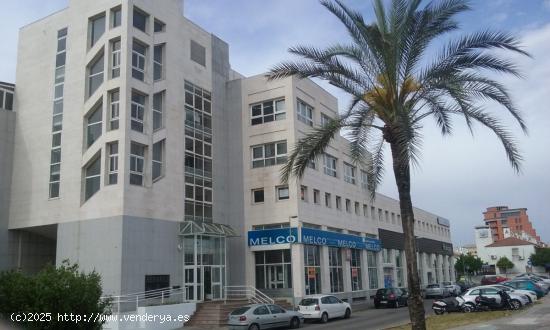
[[152, 139, 165, 181], [329, 247, 343, 293], [3, 91, 13, 111], [361, 170, 368, 190], [88, 53, 104, 97], [320, 113, 331, 126], [355, 202, 360, 215], [323, 154, 337, 177], [154, 19, 166, 32], [190, 40, 206, 66], [251, 141, 287, 168], [363, 204, 368, 217], [131, 91, 146, 132], [111, 39, 121, 78], [367, 251, 379, 289], [325, 193, 331, 208], [133, 7, 148, 32], [297, 99, 313, 126], [86, 103, 102, 148], [145, 275, 169, 292], [84, 156, 101, 201], [277, 186, 289, 201], [335, 196, 341, 210], [153, 44, 164, 81], [313, 189, 320, 204], [109, 90, 119, 130], [250, 99, 285, 125], [344, 163, 356, 184], [153, 91, 164, 131], [89, 14, 105, 47], [130, 143, 145, 186], [132, 41, 147, 81], [253, 189, 264, 204], [111, 6, 121, 28], [300, 185, 308, 202], [255, 250, 292, 290], [345, 199, 351, 213], [108, 142, 118, 185], [350, 249, 362, 291], [304, 245, 321, 295]]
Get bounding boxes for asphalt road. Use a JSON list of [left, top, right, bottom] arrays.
[[301, 299, 435, 330]]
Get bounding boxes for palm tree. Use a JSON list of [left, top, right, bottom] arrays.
[[267, 0, 529, 328]]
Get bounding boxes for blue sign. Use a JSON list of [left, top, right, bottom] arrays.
[[248, 228, 298, 246], [301, 228, 381, 251]]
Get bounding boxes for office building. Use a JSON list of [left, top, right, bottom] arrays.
[[483, 206, 541, 244]]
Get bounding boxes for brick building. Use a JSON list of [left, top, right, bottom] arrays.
[[483, 206, 541, 244]]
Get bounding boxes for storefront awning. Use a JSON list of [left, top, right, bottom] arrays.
[[179, 220, 239, 237]]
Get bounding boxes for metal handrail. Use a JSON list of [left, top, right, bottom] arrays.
[[224, 285, 274, 305], [101, 287, 189, 314]]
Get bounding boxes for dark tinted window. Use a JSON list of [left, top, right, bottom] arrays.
[[321, 297, 330, 304], [190, 40, 206, 66], [268, 305, 285, 314], [427, 284, 440, 288], [133, 8, 148, 32], [5, 92, 13, 110], [231, 307, 251, 315], [253, 306, 270, 315], [299, 298, 318, 306]]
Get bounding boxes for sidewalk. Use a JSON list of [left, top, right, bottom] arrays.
[[451, 297, 550, 330]]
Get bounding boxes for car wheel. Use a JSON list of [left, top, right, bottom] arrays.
[[248, 323, 260, 330], [434, 309, 445, 315], [344, 308, 351, 319], [510, 299, 521, 310], [320, 312, 329, 323], [462, 303, 474, 313], [290, 316, 300, 329]]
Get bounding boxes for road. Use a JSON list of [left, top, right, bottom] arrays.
[[301, 299, 435, 330]]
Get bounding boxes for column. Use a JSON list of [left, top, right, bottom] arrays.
[[320, 246, 330, 293], [437, 254, 444, 283], [342, 248, 352, 301], [443, 256, 449, 282], [450, 256, 456, 282], [377, 251, 384, 288], [291, 243, 305, 303], [361, 249, 370, 294]]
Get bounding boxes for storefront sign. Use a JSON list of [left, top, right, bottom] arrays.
[[248, 228, 298, 246], [301, 228, 381, 251]]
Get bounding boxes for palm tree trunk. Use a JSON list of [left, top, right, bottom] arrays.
[[390, 141, 426, 330]]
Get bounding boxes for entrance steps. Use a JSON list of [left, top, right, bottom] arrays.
[[186, 299, 293, 327]]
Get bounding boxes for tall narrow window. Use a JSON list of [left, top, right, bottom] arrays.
[[108, 142, 118, 185], [320, 113, 331, 126], [133, 7, 148, 32], [361, 170, 369, 190], [132, 41, 147, 81], [111, 7, 121, 28], [131, 91, 145, 132], [297, 99, 314, 126], [152, 139, 165, 181], [89, 14, 105, 47], [323, 154, 337, 177], [109, 90, 119, 130], [325, 193, 331, 208], [329, 247, 344, 293], [86, 103, 102, 147], [84, 156, 101, 200], [304, 245, 321, 295], [111, 40, 121, 78], [130, 143, 145, 185], [350, 249, 362, 291], [153, 91, 164, 130], [88, 53, 104, 97], [344, 163, 356, 184], [153, 44, 164, 81], [190, 40, 206, 66], [368, 251, 379, 289]]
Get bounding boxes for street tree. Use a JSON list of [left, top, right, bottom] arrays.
[[496, 256, 515, 275], [530, 247, 550, 272], [454, 253, 483, 276]]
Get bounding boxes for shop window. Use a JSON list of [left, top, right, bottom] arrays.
[[329, 247, 343, 293], [255, 250, 292, 290], [304, 245, 321, 295]]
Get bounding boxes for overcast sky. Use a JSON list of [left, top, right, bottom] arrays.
[[0, 0, 549, 247]]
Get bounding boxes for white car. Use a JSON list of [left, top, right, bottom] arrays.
[[488, 284, 537, 303], [442, 282, 462, 296], [461, 286, 529, 309], [297, 295, 351, 323]]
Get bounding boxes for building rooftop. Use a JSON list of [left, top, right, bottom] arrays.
[[485, 237, 535, 248]]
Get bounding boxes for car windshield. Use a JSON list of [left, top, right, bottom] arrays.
[[427, 284, 440, 288], [376, 289, 391, 294], [299, 298, 319, 306], [231, 307, 251, 315], [442, 282, 452, 286]]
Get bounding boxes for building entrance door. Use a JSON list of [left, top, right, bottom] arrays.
[[267, 265, 285, 289], [383, 267, 394, 288]]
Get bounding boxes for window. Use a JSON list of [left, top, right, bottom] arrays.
[[363, 204, 368, 217], [255, 250, 292, 290], [131, 91, 146, 132], [313, 189, 320, 204], [361, 170, 368, 190], [345, 199, 351, 213], [153, 91, 164, 130], [84, 156, 101, 201], [154, 19, 166, 32], [383, 249, 392, 263], [111, 7, 121, 28], [88, 53, 104, 96], [1, 91, 14, 110], [335, 196, 341, 210], [395, 250, 404, 287], [323, 154, 337, 177], [367, 251, 379, 289], [250, 99, 285, 125], [329, 247, 343, 293], [253, 306, 270, 315], [152, 139, 165, 181], [320, 113, 331, 126], [304, 245, 321, 295], [107, 142, 118, 185], [300, 186, 308, 202], [153, 44, 164, 81], [251, 141, 287, 168], [111, 40, 121, 78], [145, 275, 169, 292], [307, 159, 316, 170], [355, 202, 360, 215], [132, 41, 147, 81], [109, 90, 119, 130], [133, 7, 148, 32], [252, 189, 264, 204], [297, 99, 313, 126], [350, 249, 362, 291], [89, 14, 105, 47], [86, 103, 102, 148], [325, 193, 331, 208], [344, 163, 356, 184], [130, 143, 145, 185], [190, 40, 206, 66], [277, 186, 289, 201]]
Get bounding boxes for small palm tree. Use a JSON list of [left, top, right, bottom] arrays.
[[267, 0, 529, 328]]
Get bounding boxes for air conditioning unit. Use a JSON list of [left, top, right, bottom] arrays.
[[491, 255, 497, 260]]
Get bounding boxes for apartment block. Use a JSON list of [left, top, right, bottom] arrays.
[[483, 206, 541, 243]]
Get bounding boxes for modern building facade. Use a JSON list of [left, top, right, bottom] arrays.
[[2, 0, 454, 303], [483, 206, 541, 243]]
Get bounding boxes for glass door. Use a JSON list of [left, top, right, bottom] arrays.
[[211, 266, 223, 300], [267, 265, 285, 289]]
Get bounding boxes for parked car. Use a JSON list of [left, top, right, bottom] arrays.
[[503, 280, 546, 298], [515, 273, 550, 283], [228, 304, 303, 330], [460, 286, 528, 310], [424, 284, 450, 299], [456, 280, 476, 293], [442, 282, 462, 296], [373, 288, 409, 308], [480, 275, 508, 285], [297, 295, 351, 323], [488, 284, 537, 303]]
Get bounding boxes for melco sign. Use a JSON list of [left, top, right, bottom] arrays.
[[248, 228, 298, 246]]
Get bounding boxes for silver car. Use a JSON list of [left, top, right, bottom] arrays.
[[228, 304, 303, 330], [425, 284, 450, 298], [461, 286, 529, 309], [442, 282, 462, 296]]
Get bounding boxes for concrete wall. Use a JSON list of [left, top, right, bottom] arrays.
[[0, 110, 15, 270]]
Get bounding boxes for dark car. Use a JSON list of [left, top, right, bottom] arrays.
[[456, 281, 475, 293], [374, 288, 408, 308], [481, 275, 508, 285]]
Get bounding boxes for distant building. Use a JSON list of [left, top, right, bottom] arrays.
[[483, 206, 541, 244], [456, 244, 477, 256]]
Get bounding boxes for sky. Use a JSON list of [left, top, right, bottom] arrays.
[[0, 0, 549, 247]]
